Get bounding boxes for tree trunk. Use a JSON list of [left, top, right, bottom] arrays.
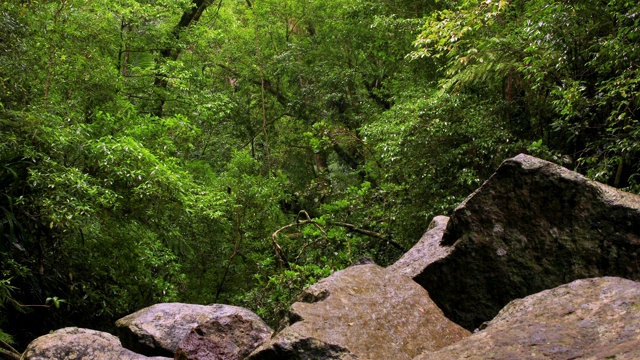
[[153, 0, 213, 117]]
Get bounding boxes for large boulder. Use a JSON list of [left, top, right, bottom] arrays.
[[23, 327, 171, 360], [408, 154, 640, 330], [116, 303, 272, 358], [387, 215, 451, 278], [247, 264, 470, 360], [415, 277, 640, 360]]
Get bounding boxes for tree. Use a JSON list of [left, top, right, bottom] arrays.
[[0, 0, 227, 345], [410, 0, 640, 188]]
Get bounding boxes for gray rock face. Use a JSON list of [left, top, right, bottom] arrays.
[[23, 327, 171, 360], [415, 277, 640, 360], [413, 154, 640, 330], [116, 303, 272, 358], [387, 215, 451, 278], [248, 264, 470, 360]]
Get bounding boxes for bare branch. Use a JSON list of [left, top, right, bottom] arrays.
[[332, 222, 406, 251], [0, 341, 21, 360], [272, 219, 313, 240], [271, 211, 406, 266]]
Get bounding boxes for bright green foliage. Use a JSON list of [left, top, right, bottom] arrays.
[[1, 0, 639, 351], [411, 0, 640, 187], [236, 262, 333, 327]]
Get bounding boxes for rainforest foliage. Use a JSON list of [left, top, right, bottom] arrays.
[[1, 0, 639, 352]]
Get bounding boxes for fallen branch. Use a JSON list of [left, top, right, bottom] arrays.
[[0, 340, 21, 360], [331, 222, 406, 252], [271, 211, 406, 267]]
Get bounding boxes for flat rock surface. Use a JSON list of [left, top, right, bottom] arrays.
[[414, 154, 640, 330], [387, 215, 451, 278], [415, 277, 640, 360], [116, 303, 272, 357], [23, 327, 171, 360], [248, 264, 470, 360]]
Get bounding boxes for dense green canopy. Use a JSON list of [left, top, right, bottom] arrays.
[[1, 0, 638, 354]]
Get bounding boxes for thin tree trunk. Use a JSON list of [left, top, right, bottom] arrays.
[[153, 0, 212, 117]]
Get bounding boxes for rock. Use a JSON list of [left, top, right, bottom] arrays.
[[174, 313, 273, 360], [412, 154, 640, 330], [352, 256, 375, 265], [387, 215, 451, 278], [23, 327, 171, 360], [247, 264, 470, 360], [247, 331, 359, 360], [116, 303, 272, 358], [415, 277, 640, 360]]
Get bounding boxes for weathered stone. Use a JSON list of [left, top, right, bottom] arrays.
[[415, 277, 640, 360], [246, 331, 359, 360], [413, 154, 640, 330], [175, 313, 273, 360], [23, 327, 171, 360], [248, 264, 470, 360], [116, 303, 272, 358], [387, 215, 451, 278]]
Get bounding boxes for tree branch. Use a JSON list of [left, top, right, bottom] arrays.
[[239, 113, 291, 150], [216, 64, 289, 106], [0, 343, 21, 360], [330, 140, 360, 170], [332, 222, 406, 251], [271, 211, 406, 267], [272, 211, 326, 268]]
